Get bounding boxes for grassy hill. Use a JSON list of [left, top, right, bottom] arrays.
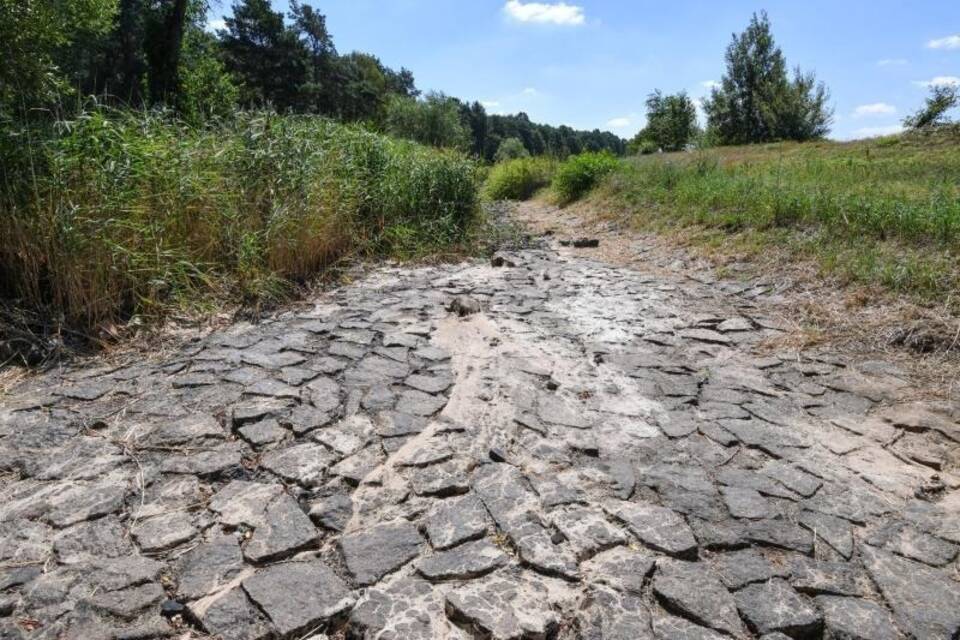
[[560, 128, 960, 307]]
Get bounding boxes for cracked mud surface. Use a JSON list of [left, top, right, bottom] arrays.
[[2, 206, 960, 639]]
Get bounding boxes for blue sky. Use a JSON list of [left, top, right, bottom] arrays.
[[207, 1, 960, 140]]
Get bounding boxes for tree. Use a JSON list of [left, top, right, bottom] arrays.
[[0, 0, 118, 111], [638, 90, 698, 151], [383, 92, 469, 149], [494, 137, 530, 162], [289, 0, 335, 113], [904, 85, 959, 129], [220, 0, 307, 109], [703, 11, 832, 144]]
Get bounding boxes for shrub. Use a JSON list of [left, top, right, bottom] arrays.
[[483, 157, 557, 201], [552, 151, 621, 203], [493, 137, 530, 163], [0, 108, 479, 334]]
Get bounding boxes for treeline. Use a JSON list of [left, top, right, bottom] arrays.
[[0, 0, 624, 159]]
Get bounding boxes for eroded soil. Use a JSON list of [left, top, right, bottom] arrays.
[[1, 203, 959, 639]]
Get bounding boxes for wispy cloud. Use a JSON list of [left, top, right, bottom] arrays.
[[503, 1, 585, 26], [928, 34, 960, 50], [481, 101, 501, 108], [521, 87, 538, 96], [853, 102, 896, 118], [701, 80, 721, 90], [606, 117, 631, 128], [851, 124, 904, 139], [206, 18, 226, 33], [877, 58, 907, 67], [914, 76, 960, 88]]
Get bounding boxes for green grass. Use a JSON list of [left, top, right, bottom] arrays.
[[0, 109, 479, 336], [483, 156, 558, 201], [584, 129, 960, 305]]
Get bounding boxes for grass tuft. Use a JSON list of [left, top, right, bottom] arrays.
[[552, 151, 621, 204], [483, 156, 557, 201]]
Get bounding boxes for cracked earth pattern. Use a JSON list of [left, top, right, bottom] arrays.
[[2, 236, 960, 639]]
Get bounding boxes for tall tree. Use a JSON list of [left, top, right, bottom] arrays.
[[903, 85, 959, 130], [704, 11, 832, 144], [289, 0, 335, 112], [637, 90, 698, 151], [220, 0, 307, 109]]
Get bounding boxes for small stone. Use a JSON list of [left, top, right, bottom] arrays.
[[415, 538, 507, 581], [861, 544, 960, 639], [652, 559, 747, 638], [87, 582, 166, 621], [423, 494, 490, 550], [711, 548, 787, 589], [581, 546, 656, 596], [261, 443, 337, 487], [238, 418, 287, 448], [340, 521, 423, 586], [445, 574, 560, 640], [604, 500, 698, 558], [189, 587, 272, 640], [242, 561, 354, 637], [722, 486, 775, 519], [815, 595, 902, 640], [396, 390, 448, 416], [734, 579, 823, 638], [405, 374, 454, 394], [797, 510, 854, 559], [789, 556, 869, 597], [131, 512, 197, 552], [579, 586, 654, 639], [308, 493, 353, 532], [176, 534, 245, 601], [549, 504, 627, 560], [447, 296, 481, 317], [651, 613, 728, 639]]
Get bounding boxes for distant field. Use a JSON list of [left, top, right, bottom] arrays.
[[584, 128, 960, 306]]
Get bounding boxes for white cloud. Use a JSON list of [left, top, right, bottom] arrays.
[[853, 102, 896, 117], [503, 0, 585, 26], [877, 58, 907, 67], [481, 101, 501, 108], [928, 34, 960, 50], [606, 117, 631, 128], [206, 18, 226, 32], [521, 87, 538, 96], [915, 76, 960, 88], [851, 124, 905, 139], [701, 80, 721, 90]]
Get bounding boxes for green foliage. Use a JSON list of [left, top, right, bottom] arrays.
[[904, 85, 959, 130], [0, 109, 478, 332], [494, 137, 530, 162], [632, 90, 698, 152], [552, 151, 621, 203], [703, 11, 832, 145], [593, 136, 960, 302], [177, 28, 239, 123], [484, 157, 557, 201], [383, 92, 469, 150], [0, 0, 118, 111]]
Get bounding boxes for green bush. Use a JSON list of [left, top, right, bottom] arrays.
[[0, 108, 478, 333], [552, 151, 621, 203], [493, 137, 530, 163], [483, 157, 557, 201]]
